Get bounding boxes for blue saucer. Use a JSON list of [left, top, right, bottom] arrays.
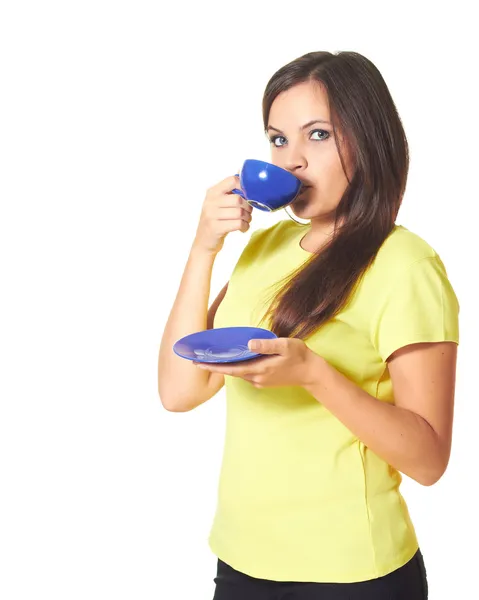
[[173, 326, 278, 363]]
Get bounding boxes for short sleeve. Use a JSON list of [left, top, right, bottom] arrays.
[[228, 227, 266, 280], [371, 256, 460, 361], [248, 227, 266, 245], [239, 227, 266, 258]]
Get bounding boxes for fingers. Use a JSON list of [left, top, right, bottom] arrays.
[[217, 207, 252, 223], [212, 175, 243, 195], [196, 172, 254, 252], [207, 176, 252, 211], [193, 362, 249, 376], [219, 191, 252, 213], [192, 357, 266, 376]]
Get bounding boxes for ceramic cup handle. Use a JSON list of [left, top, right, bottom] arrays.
[[231, 174, 274, 212], [231, 174, 246, 198]]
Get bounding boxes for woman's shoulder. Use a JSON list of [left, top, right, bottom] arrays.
[[353, 224, 455, 305], [247, 218, 298, 248], [372, 224, 441, 273], [251, 218, 294, 237]]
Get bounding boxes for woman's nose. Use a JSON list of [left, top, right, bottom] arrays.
[[282, 147, 307, 173]]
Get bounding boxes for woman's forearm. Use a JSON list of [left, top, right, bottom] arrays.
[[303, 353, 446, 486], [158, 244, 217, 410]]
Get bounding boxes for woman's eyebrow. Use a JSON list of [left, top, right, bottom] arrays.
[[266, 119, 331, 133]]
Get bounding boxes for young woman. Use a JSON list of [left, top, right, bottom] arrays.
[[158, 51, 459, 599]]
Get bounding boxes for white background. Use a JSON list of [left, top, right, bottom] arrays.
[[0, 1, 477, 598]]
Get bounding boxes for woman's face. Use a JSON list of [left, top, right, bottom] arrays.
[[266, 80, 353, 221]]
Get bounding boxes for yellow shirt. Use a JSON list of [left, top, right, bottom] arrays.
[[209, 219, 459, 583]]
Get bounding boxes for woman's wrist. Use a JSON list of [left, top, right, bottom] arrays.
[[302, 349, 328, 390]]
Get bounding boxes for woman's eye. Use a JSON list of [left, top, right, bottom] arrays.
[[311, 129, 330, 141], [270, 136, 286, 147]]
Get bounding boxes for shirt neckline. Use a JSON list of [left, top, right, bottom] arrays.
[[290, 222, 315, 256]]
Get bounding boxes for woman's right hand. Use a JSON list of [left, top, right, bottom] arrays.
[[192, 175, 253, 254]]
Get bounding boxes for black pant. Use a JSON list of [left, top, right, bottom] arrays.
[[213, 549, 428, 599]]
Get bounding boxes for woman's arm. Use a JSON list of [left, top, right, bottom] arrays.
[[158, 246, 226, 412], [158, 174, 252, 412], [303, 340, 458, 485]]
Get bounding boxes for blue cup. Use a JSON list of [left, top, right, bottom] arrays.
[[232, 159, 303, 212]]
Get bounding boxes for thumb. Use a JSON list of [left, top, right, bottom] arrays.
[[248, 337, 285, 354]]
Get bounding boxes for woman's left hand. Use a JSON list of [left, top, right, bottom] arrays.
[[193, 337, 320, 389]]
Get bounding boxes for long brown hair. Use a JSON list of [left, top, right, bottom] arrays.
[[258, 51, 409, 340]]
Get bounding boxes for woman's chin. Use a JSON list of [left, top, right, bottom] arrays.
[[290, 200, 313, 219]]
